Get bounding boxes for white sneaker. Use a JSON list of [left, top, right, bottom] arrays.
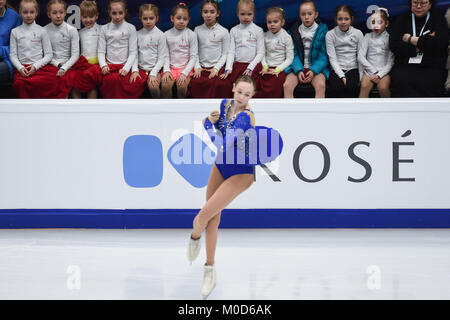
[[201, 264, 216, 298], [187, 234, 201, 263]]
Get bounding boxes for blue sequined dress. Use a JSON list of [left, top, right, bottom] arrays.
[[203, 99, 255, 180]]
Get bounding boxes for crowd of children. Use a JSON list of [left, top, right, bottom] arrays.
[[4, 0, 449, 99]]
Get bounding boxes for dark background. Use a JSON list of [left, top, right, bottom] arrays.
[[8, 0, 450, 32]]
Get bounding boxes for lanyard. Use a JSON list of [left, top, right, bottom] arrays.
[[411, 12, 430, 37]]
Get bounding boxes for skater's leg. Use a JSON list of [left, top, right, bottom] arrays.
[[192, 172, 253, 238], [204, 164, 224, 266]]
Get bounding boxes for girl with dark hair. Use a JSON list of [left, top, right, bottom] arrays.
[[325, 4, 364, 98], [161, 3, 198, 98], [129, 4, 167, 99], [189, 0, 231, 98]]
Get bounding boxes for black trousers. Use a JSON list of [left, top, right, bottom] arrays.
[[391, 65, 445, 97], [327, 69, 360, 98]]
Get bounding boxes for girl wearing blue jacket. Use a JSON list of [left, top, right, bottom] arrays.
[[283, 0, 329, 98], [0, 1, 22, 81]]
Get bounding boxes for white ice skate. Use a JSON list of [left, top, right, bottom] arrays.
[[187, 234, 201, 264], [201, 264, 216, 299]]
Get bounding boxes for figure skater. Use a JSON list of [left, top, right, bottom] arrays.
[[187, 75, 283, 299]]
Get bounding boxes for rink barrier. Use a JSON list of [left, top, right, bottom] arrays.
[[1, 98, 450, 228], [0, 208, 449, 229]]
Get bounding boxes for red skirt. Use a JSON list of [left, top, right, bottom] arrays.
[[58, 57, 91, 97], [73, 64, 103, 93], [254, 70, 286, 98], [228, 61, 262, 89], [13, 64, 62, 98], [100, 64, 147, 99], [188, 67, 233, 98], [69, 56, 94, 92], [133, 69, 149, 94]]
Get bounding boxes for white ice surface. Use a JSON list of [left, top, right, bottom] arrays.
[[0, 229, 449, 300]]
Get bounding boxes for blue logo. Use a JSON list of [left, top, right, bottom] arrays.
[[123, 134, 215, 189], [123, 135, 164, 188], [167, 133, 214, 188], [123, 127, 283, 188]]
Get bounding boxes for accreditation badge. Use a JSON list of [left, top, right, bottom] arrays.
[[408, 52, 423, 64]]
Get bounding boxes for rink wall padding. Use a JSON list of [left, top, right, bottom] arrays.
[[1, 98, 450, 228], [0, 209, 450, 229]]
